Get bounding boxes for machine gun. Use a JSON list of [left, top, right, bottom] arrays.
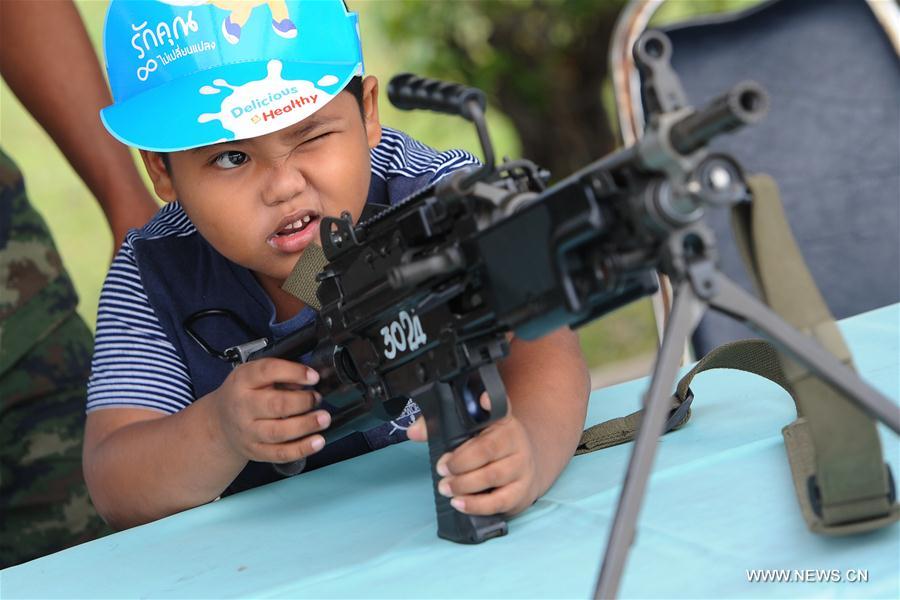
[[222, 31, 900, 592], [229, 76, 660, 544], [220, 27, 752, 542]]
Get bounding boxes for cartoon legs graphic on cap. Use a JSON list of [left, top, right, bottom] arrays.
[[158, 0, 297, 45], [271, 17, 298, 39], [222, 14, 241, 44], [268, 0, 297, 39], [213, 0, 296, 44]]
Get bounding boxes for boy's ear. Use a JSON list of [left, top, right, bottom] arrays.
[[139, 150, 177, 203], [361, 75, 382, 149]]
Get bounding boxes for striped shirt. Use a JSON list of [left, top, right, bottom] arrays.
[[86, 127, 478, 414]]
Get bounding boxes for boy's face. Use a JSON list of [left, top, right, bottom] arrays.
[[141, 76, 382, 290]]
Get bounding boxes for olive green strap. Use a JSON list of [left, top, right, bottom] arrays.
[[282, 243, 327, 311], [575, 392, 691, 455], [669, 337, 897, 534], [577, 174, 897, 534], [729, 174, 897, 534], [575, 339, 777, 456]]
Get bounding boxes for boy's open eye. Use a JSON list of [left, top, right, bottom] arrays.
[[212, 150, 249, 169]]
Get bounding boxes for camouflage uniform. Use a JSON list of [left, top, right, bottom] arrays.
[[0, 149, 109, 568]]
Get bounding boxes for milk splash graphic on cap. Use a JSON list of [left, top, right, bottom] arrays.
[[198, 60, 340, 140]]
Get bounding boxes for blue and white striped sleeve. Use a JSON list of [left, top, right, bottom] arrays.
[[427, 147, 480, 184], [371, 127, 480, 186], [86, 239, 193, 414]]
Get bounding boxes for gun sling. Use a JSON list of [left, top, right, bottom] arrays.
[[578, 173, 899, 535]]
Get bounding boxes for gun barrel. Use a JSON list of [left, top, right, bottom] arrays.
[[669, 81, 768, 155]]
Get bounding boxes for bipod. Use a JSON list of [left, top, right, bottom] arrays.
[[592, 221, 900, 598]]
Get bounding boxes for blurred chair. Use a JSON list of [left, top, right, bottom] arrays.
[[610, 0, 900, 357]]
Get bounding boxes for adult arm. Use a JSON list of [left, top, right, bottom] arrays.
[[0, 0, 158, 249]]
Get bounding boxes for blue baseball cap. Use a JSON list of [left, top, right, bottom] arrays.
[[101, 0, 363, 151]]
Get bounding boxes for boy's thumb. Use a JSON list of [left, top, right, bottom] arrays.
[[406, 416, 427, 442]]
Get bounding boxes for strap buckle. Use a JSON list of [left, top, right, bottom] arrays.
[[807, 463, 897, 522], [665, 387, 694, 432]]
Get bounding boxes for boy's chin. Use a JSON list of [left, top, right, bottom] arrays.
[[250, 263, 295, 286]]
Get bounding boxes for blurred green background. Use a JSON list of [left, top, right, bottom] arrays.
[[0, 0, 758, 386]]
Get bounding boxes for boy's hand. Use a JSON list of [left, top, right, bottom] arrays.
[[211, 358, 330, 465], [407, 393, 540, 517]]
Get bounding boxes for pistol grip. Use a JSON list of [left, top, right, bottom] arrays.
[[416, 380, 508, 544]]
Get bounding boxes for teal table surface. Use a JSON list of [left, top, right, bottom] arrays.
[[2, 305, 898, 599]]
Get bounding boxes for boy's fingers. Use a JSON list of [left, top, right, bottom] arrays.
[[255, 389, 321, 419], [243, 358, 320, 388], [449, 483, 524, 516], [441, 426, 516, 476], [438, 455, 519, 498], [251, 433, 327, 464], [406, 416, 427, 442], [253, 410, 331, 444], [479, 391, 512, 416]]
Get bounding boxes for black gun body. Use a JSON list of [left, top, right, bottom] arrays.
[[475, 158, 657, 341], [246, 70, 761, 543], [311, 189, 512, 543], [249, 148, 664, 544]]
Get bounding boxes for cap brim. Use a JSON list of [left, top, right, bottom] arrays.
[[101, 59, 360, 152]]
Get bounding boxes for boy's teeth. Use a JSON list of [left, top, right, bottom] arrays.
[[279, 215, 315, 235]]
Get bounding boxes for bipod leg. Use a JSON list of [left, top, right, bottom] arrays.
[[709, 273, 900, 433], [594, 281, 707, 599]]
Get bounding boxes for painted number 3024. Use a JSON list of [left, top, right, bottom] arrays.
[[380, 311, 427, 359]]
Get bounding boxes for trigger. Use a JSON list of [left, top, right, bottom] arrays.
[[478, 363, 508, 421]]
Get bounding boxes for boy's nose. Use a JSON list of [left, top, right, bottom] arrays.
[[260, 160, 308, 206]]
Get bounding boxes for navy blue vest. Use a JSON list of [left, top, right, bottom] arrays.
[[132, 167, 442, 495]]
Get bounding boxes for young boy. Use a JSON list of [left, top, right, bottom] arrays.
[[85, 0, 590, 530]]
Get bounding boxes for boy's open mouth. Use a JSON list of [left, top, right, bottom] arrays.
[[267, 210, 321, 254]]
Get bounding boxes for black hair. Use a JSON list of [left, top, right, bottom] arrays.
[[159, 76, 365, 171], [345, 75, 364, 116]]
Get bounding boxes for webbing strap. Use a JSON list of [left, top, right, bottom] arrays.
[[669, 339, 897, 534], [576, 390, 692, 455], [729, 174, 896, 533], [575, 340, 777, 455]]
